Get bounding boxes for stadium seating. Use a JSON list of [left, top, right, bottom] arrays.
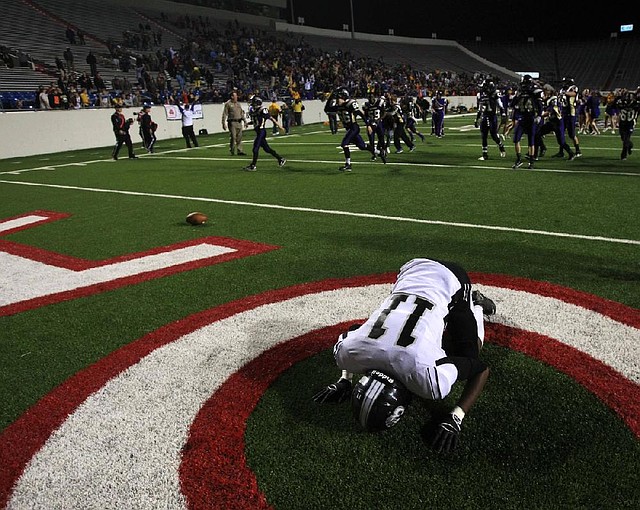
[[1, 0, 638, 109]]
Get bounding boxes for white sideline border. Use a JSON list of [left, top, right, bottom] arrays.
[[1, 178, 638, 246]]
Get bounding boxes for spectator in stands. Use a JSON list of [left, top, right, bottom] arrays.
[[65, 27, 76, 45], [191, 66, 201, 88], [98, 88, 111, 108], [221, 90, 246, 155], [86, 51, 98, 77], [77, 29, 86, 45], [94, 72, 106, 91], [68, 87, 81, 109], [80, 88, 91, 108], [63, 47, 75, 72], [55, 57, 66, 81], [38, 86, 51, 110]]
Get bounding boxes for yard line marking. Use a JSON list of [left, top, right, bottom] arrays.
[[0, 179, 638, 245], [147, 156, 639, 177]]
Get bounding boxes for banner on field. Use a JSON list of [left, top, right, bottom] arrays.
[[164, 103, 204, 121]]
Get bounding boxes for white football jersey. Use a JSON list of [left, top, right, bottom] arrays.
[[334, 259, 467, 400]]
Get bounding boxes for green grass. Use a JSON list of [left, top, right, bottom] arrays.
[[1, 116, 638, 508]]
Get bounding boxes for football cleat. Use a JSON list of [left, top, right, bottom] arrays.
[[244, 164, 257, 171], [472, 290, 496, 316], [512, 160, 523, 169], [278, 158, 286, 167], [339, 163, 352, 172]]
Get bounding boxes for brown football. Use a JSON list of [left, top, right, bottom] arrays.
[[186, 212, 207, 225]]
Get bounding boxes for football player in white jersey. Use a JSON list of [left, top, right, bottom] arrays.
[[313, 258, 496, 453]]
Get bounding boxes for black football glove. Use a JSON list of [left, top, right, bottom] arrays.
[[431, 412, 462, 453], [312, 378, 352, 404]]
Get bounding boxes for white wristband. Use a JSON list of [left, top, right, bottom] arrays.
[[452, 406, 466, 422]]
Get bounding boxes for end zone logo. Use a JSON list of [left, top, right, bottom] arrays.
[[0, 212, 638, 509], [0, 211, 278, 316], [0, 273, 638, 509]]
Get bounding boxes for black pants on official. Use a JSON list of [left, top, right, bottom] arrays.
[[113, 133, 135, 159], [182, 126, 198, 148]]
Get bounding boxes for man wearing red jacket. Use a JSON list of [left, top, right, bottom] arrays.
[[111, 104, 138, 160]]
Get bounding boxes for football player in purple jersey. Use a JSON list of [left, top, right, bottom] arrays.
[[474, 79, 507, 160], [243, 95, 286, 172], [363, 94, 388, 163], [615, 87, 640, 160], [510, 75, 543, 169], [534, 89, 576, 161], [335, 88, 374, 171], [557, 77, 583, 158], [431, 90, 449, 137]]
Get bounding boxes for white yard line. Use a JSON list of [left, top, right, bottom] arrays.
[[1, 179, 638, 245]]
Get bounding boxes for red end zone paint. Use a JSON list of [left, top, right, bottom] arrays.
[[0, 273, 638, 509]]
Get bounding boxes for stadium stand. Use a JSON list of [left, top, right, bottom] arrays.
[[1, 0, 638, 110]]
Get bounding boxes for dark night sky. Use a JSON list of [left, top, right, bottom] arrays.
[[287, 1, 638, 42]]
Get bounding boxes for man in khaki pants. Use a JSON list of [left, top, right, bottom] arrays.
[[221, 90, 246, 155]]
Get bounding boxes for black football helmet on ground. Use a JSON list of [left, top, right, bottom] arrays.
[[351, 370, 413, 432]]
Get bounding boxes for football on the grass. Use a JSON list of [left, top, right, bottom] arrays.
[[186, 212, 207, 225]]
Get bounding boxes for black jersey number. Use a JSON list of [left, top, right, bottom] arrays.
[[368, 294, 434, 347]]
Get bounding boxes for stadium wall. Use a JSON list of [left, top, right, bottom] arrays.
[[1, 97, 478, 159]]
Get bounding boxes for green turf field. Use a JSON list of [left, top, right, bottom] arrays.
[[1, 115, 638, 509]]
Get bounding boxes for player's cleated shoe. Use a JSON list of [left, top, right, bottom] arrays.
[[339, 164, 352, 172], [574, 151, 582, 158], [380, 151, 387, 164], [409, 145, 416, 152], [472, 290, 496, 316], [528, 162, 534, 169], [512, 159, 523, 169], [568, 152, 576, 161], [478, 154, 488, 160], [244, 164, 257, 171], [370, 154, 377, 161], [395, 149, 404, 154], [278, 158, 286, 167]]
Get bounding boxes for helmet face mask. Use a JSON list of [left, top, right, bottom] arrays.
[[250, 95, 263, 107], [336, 88, 350, 101], [351, 370, 413, 432]]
